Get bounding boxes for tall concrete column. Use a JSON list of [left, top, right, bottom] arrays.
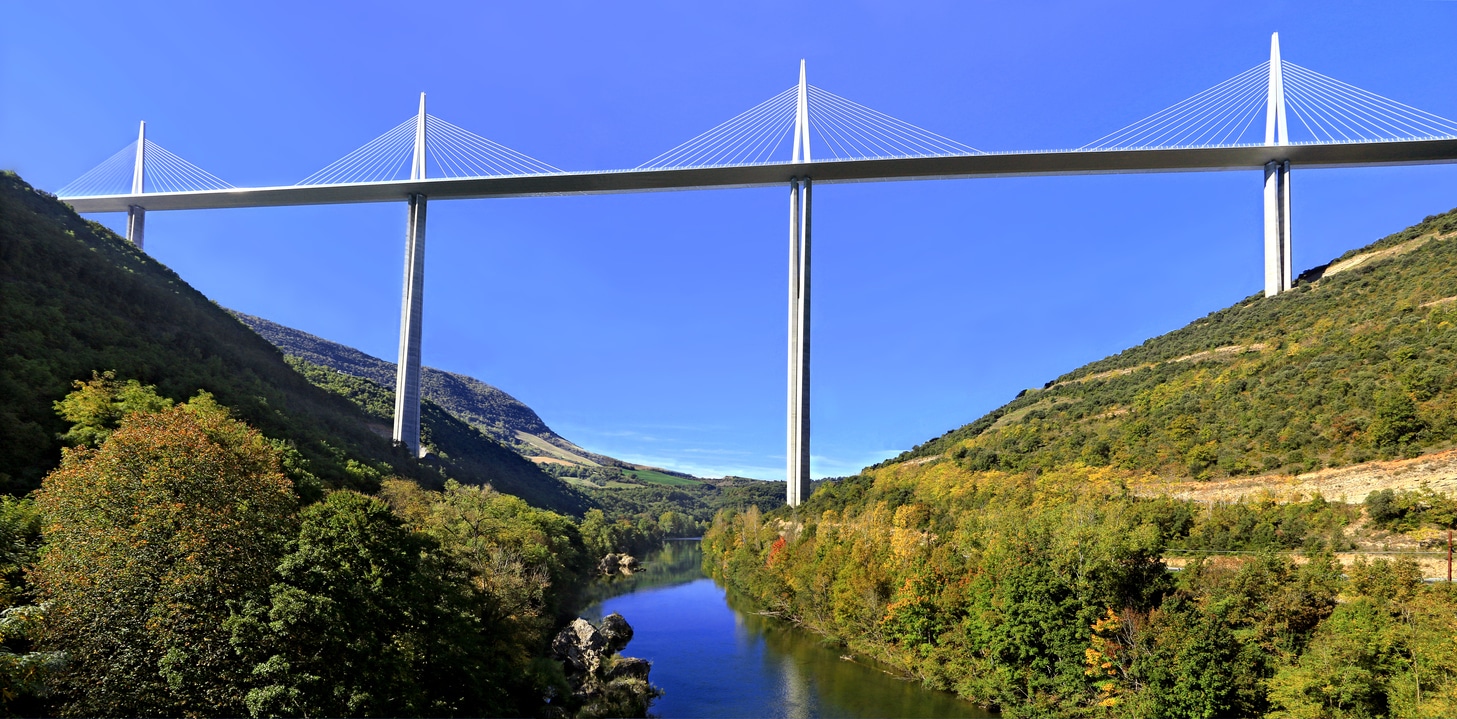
[[785, 177, 813, 506], [1263, 169, 1293, 297], [126, 206, 146, 251], [393, 93, 429, 455], [127, 121, 146, 249], [393, 193, 427, 454], [1281, 160, 1292, 287], [795, 177, 812, 505], [786, 179, 802, 506]]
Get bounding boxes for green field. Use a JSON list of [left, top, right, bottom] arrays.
[[621, 467, 699, 487], [561, 477, 639, 489]]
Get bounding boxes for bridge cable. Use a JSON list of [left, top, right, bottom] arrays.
[[1084, 59, 1457, 150], [638, 84, 980, 169]]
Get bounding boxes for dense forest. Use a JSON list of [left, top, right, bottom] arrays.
[[0, 172, 703, 716], [706, 206, 1457, 717]]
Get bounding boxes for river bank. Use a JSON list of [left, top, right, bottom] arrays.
[[584, 540, 990, 718]]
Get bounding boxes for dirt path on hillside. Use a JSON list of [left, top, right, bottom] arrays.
[[1133, 448, 1457, 503], [1163, 552, 1454, 581]]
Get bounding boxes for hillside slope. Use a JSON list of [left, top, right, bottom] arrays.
[[888, 206, 1457, 483], [0, 171, 583, 514], [284, 357, 589, 514], [232, 312, 616, 466]]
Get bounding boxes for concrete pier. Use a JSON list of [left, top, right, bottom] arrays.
[[786, 177, 812, 506], [786, 60, 813, 507], [392, 192, 427, 455], [126, 205, 145, 250], [1263, 160, 1292, 295], [794, 178, 812, 506]]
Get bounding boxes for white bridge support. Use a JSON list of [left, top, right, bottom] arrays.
[[127, 121, 146, 249], [392, 93, 429, 455], [1263, 33, 1293, 296], [1264, 160, 1292, 295], [787, 61, 813, 507]]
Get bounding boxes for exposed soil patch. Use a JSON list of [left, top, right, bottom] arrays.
[[1052, 344, 1267, 390], [1134, 448, 1457, 504]]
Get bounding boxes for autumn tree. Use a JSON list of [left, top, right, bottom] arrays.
[[31, 393, 297, 717]]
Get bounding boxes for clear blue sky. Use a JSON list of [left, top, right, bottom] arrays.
[[5, 2, 1457, 479]]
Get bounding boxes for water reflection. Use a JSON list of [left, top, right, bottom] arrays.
[[585, 540, 993, 719], [579, 538, 707, 607]]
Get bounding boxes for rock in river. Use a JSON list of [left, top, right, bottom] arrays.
[[549, 612, 661, 718]]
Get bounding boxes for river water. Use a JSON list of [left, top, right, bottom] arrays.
[[583, 539, 993, 719]]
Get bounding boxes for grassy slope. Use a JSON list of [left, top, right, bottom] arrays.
[[0, 172, 584, 514], [883, 206, 1457, 483]]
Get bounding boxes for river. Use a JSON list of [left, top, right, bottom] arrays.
[[583, 539, 994, 719]]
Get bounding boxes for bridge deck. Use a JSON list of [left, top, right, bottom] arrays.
[[60, 139, 1457, 213]]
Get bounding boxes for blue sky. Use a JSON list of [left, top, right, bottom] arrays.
[[5, 2, 1457, 479]]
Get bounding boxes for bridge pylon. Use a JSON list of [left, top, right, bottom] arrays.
[[1264, 33, 1293, 297], [393, 93, 428, 457], [127, 121, 146, 250], [787, 61, 813, 507]]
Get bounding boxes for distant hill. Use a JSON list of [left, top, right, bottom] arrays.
[[0, 171, 585, 514], [232, 312, 610, 462], [283, 356, 589, 514], [230, 312, 704, 487]]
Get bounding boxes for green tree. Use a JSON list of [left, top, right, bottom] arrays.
[[1130, 596, 1261, 719], [51, 371, 172, 448], [1268, 599, 1402, 719], [1369, 390, 1425, 453], [233, 490, 520, 718], [31, 394, 296, 717], [0, 496, 60, 717]]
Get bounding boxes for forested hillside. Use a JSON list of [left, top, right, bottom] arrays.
[[286, 357, 590, 514], [0, 171, 582, 514], [706, 204, 1457, 718]]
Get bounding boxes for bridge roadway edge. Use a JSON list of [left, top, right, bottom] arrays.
[[60, 139, 1457, 214]]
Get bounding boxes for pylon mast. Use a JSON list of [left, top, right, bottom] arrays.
[[126, 121, 146, 249]]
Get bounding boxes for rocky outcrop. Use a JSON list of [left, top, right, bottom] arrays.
[[552, 618, 608, 676], [549, 613, 661, 718], [597, 553, 641, 575], [598, 612, 633, 651]]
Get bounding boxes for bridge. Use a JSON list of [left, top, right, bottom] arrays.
[[55, 34, 1457, 506]]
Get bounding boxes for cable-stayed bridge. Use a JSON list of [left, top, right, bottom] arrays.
[[53, 35, 1457, 505]]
